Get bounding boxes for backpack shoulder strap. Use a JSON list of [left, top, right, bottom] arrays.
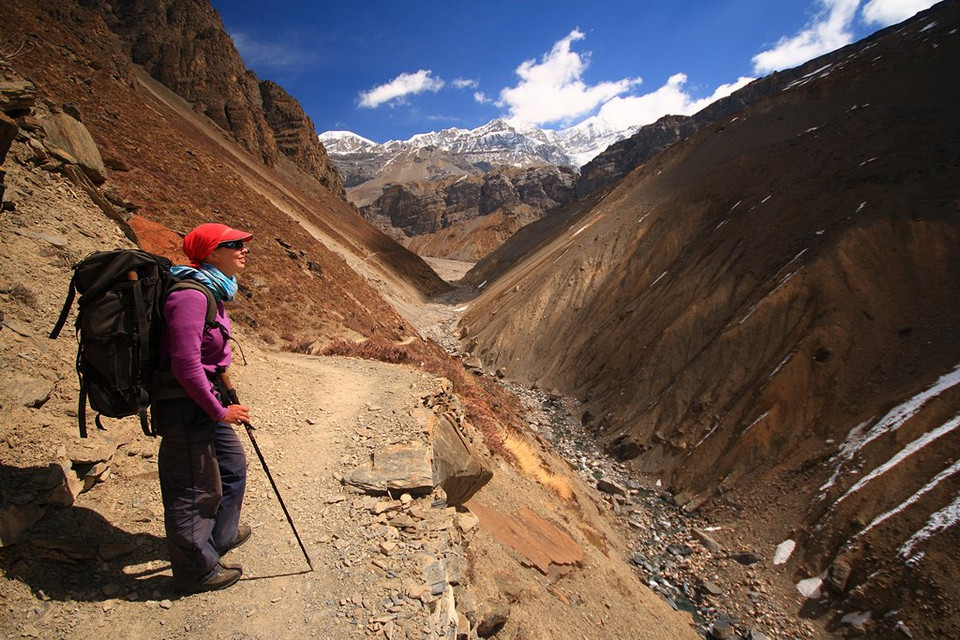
[[49, 272, 78, 339], [167, 281, 218, 324]]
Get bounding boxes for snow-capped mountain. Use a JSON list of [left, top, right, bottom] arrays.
[[557, 115, 642, 168], [319, 117, 638, 188], [318, 130, 379, 154]]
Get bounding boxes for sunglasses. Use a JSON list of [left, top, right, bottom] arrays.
[[217, 240, 246, 250]]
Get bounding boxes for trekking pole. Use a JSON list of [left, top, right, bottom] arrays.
[[220, 372, 313, 571], [240, 419, 314, 572]]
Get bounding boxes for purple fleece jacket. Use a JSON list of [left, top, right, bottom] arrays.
[[159, 288, 232, 421]]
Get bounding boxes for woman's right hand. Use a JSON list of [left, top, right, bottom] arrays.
[[222, 404, 250, 426]]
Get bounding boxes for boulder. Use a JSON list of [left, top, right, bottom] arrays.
[[607, 433, 642, 460], [0, 80, 36, 114], [431, 413, 492, 506], [596, 477, 627, 496], [773, 538, 796, 565], [3, 375, 54, 408], [462, 356, 483, 372], [345, 442, 434, 495], [41, 113, 107, 183], [826, 556, 853, 594]]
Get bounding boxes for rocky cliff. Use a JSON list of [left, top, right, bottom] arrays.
[[259, 80, 345, 198], [91, 0, 344, 199], [362, 165, 577, 260]]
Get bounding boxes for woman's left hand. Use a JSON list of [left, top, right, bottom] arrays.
[[223, 404, 250, 425]]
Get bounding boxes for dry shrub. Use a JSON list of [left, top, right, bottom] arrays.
[[415, 340, 516, 461], [285, 337, 314, 353], [502, 433, 572, 500], [320, 338, 415, 365]]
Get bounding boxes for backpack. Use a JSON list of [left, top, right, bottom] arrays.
[[49, 249, 217, 438]]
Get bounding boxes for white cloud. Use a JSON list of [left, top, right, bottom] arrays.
[[358, 70, 445, 108], [452, 78, 479, 89], [862, 0, 939, 26], [594, 74, 755, 130], [752, 0, 860, 74], [473, 91, 491, 104], [497, 29, 640, 126]]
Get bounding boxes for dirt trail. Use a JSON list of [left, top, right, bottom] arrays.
[[1, 338, 444, 638]]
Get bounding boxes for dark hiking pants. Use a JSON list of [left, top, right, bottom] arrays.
[[154, 397, 247, 585]]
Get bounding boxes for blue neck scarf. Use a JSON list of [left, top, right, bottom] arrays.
[[170, 264, 238, 302]]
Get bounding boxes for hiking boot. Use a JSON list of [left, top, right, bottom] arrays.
[[219, 558, 242, 571], [176, 563, 241, 595], [218, 523, 252, 555]]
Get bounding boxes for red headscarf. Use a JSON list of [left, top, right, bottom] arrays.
[[182, 223, 253, 267]]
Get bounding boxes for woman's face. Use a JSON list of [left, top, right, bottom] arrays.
[[205, 240, 248, 277]]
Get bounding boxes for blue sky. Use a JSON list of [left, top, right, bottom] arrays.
[[210, 0, 939, 143]]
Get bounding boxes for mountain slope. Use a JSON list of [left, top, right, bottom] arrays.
[[95, 0, 345, 199], [458, 3, 960, 634], [4, 0, 447, 352]]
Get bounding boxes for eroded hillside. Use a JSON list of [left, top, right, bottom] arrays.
[[3, 0, 449, 352], [459, 3, 960, 634]]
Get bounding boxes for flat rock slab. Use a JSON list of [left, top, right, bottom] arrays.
[[41, 113, 107, 183], [465, 500, 583, 574], [345, 442, 434, 495]]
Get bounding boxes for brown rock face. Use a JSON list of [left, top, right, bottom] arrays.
[[93, 0, 343, 197], [363, 165, 577, 260], [259, 80, 345, 199], [96, 0, 277, 163]]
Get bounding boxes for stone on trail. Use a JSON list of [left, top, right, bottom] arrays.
[[430, 412, 492, 506], [708, 619, 734, 639], [4, 375, 54, 408], [344, 442, 434, 495], [456, 511, 479, 533], [32, 537, 96, 563], [41, 460, 84, 506], [701, 580, 723, 596], [99, 542, 136, 561], [667, 543, 694, 557], [731, 551, 760, 566], [693, 528, 724, 553]]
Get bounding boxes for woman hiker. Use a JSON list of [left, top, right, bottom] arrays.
[[152, 222, 254, 594]]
